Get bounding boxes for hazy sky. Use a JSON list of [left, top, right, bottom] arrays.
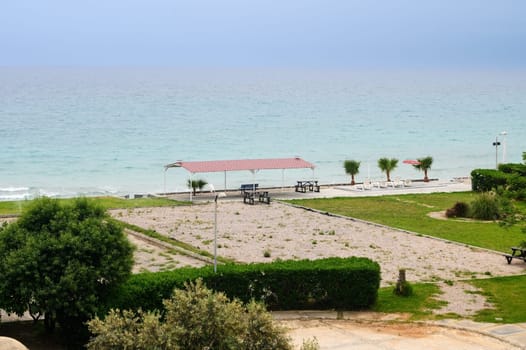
[[2, 0, 525, 68]]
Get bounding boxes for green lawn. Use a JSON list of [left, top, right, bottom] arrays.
[[374, 283, 446, 319], [0, 196, 189, 216], [470, 275, 526, 323], [287, 192, 525, 252]]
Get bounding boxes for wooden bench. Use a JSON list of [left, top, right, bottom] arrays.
[[258, 191, 270, 204], [243, 191, 255, 205], [295, 180, 320, 193], [240, 183, 258, 193], [504, 246, 526, 264], [243, 191, 271, 205]]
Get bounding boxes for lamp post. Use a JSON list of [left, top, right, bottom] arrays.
[[213, 192, 226, 273], [493, 136, 501, 170], [500, 131, 507, 164]]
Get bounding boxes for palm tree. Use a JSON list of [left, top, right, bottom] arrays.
[[343, 160, 361, 185], [377, 158, 398, 182], [413, 156, 433, 182], [187, 179, 208, 195]]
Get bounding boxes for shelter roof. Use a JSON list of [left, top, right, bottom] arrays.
[[165, 157, 315, 173]]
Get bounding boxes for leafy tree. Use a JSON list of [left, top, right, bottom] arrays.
[[0, 197, 134, 344], [87, 279, 292, 350], [523, 151, 526, 164], [187, 179, 208, 195], [377, 158, 398, 182], [413, 156, 433, 182], [343, 160, 361, 185]]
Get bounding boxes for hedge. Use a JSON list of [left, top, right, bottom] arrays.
[[498, 163, 526, 176], [104, 257, 380, 313], [471, 169, 508, 192]]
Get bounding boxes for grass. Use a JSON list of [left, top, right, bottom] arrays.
[[0, 196, 189, 216], [373, 282, 446, 319], [469, 275, 526, 323], [287, 192, 526, 252]]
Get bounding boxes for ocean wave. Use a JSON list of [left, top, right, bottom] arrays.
[[0, 186, 122, 202]]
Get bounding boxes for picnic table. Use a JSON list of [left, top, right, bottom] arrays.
[[295, 180, 320, 193], [504, 246, 526, 264], [243, 191, 270, 205]]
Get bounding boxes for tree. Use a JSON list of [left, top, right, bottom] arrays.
[[343, 160, 361, 185], [413, 156, 433, 182], [87, 279, 292, 350], [0, 197, 134, 344], [377, 158, 398, 182], [187, 179, 208, 195]]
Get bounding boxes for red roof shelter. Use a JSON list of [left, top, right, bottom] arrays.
[[164, 157, 316, 199]]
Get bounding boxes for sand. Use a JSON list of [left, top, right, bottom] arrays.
[[111, 201, 525, 286], [110, 199, 526, 316]]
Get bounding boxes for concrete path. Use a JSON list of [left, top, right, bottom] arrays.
[[274, 311, 526, 350]]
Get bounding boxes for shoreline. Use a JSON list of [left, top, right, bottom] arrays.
[[0, 176, 472, 202]]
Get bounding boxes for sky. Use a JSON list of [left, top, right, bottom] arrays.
[[1, 0, 526, 68]]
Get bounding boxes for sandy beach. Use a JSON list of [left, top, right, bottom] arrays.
[[112, 199, 525, 287], [108, 179, 526, 320]]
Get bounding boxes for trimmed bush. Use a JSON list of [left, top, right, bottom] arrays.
[[498, 163, 526, 176], [471, 169, 508, 192], [104, 257, 380, 314]]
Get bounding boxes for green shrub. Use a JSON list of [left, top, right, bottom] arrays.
[[506, 174, 526, 200], [498, 163, 526, 176], [445, 201, 470, 218], [471, 169, 508, 192], [88, 279, 292, 350], [393, 281, 413, 297], [471, 192, 500, 220], [300, 337, 320, 350], [104, 257, 381, 314]]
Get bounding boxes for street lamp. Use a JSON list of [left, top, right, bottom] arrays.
[[500, 131, 507, 163], [214, 192, 226, 273], [493, 136, 501, 170]]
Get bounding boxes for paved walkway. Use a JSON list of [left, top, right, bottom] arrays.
[[274, 311, 526, 349], [171, 179, 472, 202]]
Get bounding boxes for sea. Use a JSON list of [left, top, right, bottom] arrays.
[[1, 67, 525, 201]]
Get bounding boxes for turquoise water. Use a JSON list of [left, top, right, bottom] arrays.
[[1, 67, 525, 200]]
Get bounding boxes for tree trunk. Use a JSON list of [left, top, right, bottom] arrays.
[[386, 171, 391, 182], [44, 311, 56, 333], [351, 175, 355, 186], [424, 170, 429, 182]]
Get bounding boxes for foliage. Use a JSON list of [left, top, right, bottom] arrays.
[[471, 169, 508, 192], [300, 337, 320, 350], [104, 257, 380, 314], [187, 179, 208, 195], [286, 192, 526, 252], [413, 156, 433, 182], [88, 279, 292, 350], [393, 281, 413, 297], [498, 163, 526, 176], [343, 160, 361, 185], [470, 192, 501, 220], [505, 174, 526, 200], [377, 158, 398, 182], [445, 201, 470, 218], [0, 196, 187, 216], [523, 151, 526, 164], [0, 197, 134, 345]]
